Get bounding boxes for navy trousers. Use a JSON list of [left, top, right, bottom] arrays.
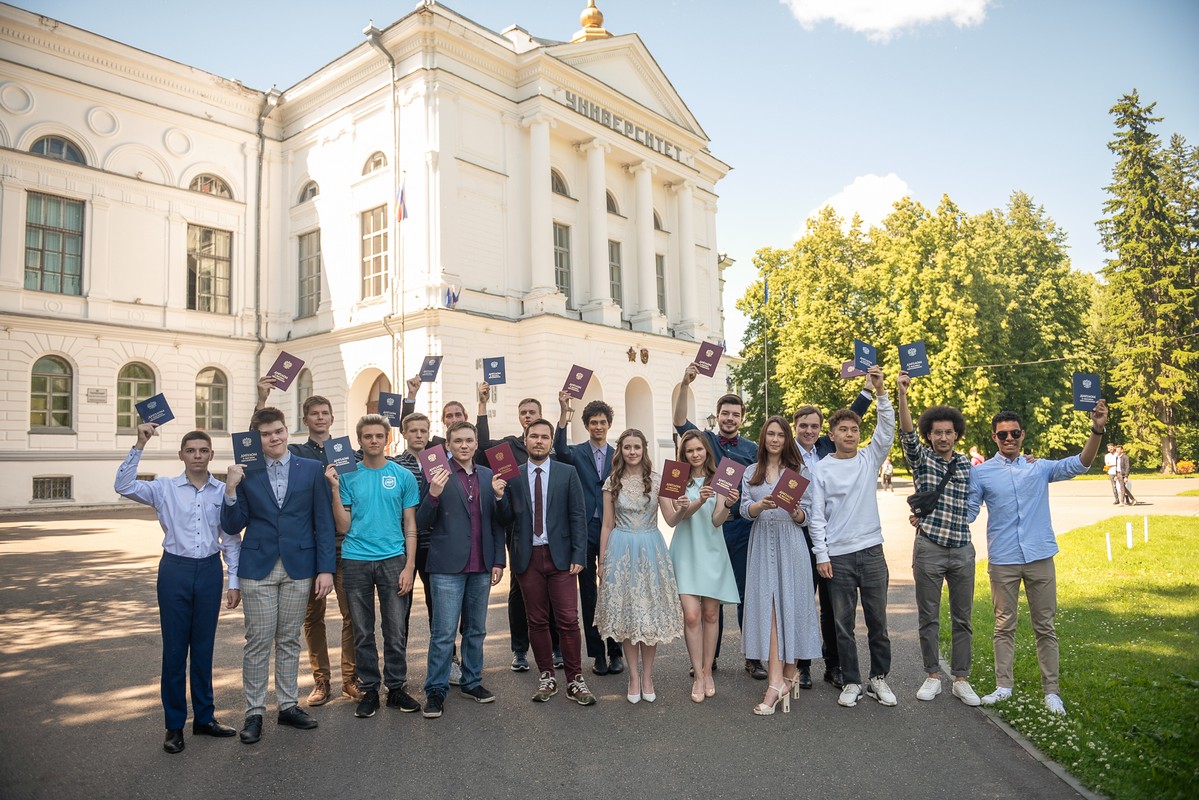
[[714, 518, 752, 660], [157, 552, 223, 730]]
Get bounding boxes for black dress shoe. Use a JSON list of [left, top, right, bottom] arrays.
[[192, 720, 236, 737], [592, 654, 610, 675], [239, 715, 263, 745], [797, 668, 813, 690], [277, 706, 319, 730], [607, 655, 625, 675], [163, 729, 184, 754], [823, 667, 844, 689], [745, 659, 768, 680]]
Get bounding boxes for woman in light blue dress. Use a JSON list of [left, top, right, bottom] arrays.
[[596, 429, 683, 704], [663, 430, 739, 702]]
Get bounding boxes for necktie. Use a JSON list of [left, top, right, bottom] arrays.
[[534, 467, 544, 538], [719, 435, 738, 448]]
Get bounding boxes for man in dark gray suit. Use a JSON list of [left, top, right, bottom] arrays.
[[415, 421, 509, 719], [497, 419, 594, 705]]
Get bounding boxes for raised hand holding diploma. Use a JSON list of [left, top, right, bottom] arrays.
[[135, 422, 158, 449], [225, 464, 245, 493]]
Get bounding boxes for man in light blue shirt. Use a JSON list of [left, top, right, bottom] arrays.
[[327, 414, 421, 718], [967, 400, 1109, 716], [114, 423, 241, 754]]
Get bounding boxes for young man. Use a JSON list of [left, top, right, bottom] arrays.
[[1104, 444, 1121, 505], [220, 407, 335, 744], [1116, 445, 1136, 505], [401, 374, 484, 449], [552, 394, 623, 676], [807, 365, 897, 709], [968, 401, 1109, 715], [496, 419, 595, 705], [256, 378, 358, 705], [326, 414, 422, 718], [114, 424, 241, 754], [673, 363, 763, 679], [416, 421, 509, 719], [895, 372, 979, 706], [790, 388, 873, 690]]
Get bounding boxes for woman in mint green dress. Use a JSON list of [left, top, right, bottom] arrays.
[[664, 430, 739, 702]]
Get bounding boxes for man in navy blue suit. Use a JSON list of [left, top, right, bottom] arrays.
[[221, 407, 335, 745], [552, 393, 623, 676]]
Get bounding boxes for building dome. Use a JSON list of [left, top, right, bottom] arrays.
[[572, 1, 612, 42]]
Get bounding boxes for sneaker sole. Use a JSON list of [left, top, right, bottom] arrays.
[[569, 695, 596, 706], [463, 693, 496, 704], [917, 688, 942, 701], [354, 708, 377, 718], [838, 696, 859, 707], [954, 693, 981, 707], [865, 690, 898, 707], [421, 709, 442, 718]]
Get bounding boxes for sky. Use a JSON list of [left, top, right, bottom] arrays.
[[23, 0, 1199, 352]]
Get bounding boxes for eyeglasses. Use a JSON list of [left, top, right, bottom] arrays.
[[994, 430, 1023, 441]]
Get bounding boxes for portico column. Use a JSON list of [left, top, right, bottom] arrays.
[[524, 114, 557, 298], [676, 179, 698, 329], [633, 163, 656, 314], [583, 140, 610, 305]]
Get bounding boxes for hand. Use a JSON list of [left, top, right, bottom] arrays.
[[478, 382, 490, 404], [757, 497, 778, 513], [406, 375, 422, 399], [225, 464, 245, 492], [313, 573, 333, 599], [1091, 399, 1109, 431], [676, 497, 691, 511], [790, 506, 806, 523], [1025, 453, 1039, 463], [226, 589, 241, 609], [559, 390, 573, 413], [568, 563, 583, 575], [135, 423, 157, 449], [324, 464, 340, 489], [896, 371, 911, 394], [490, 566, 504, 586], [816, 562, 833, 579], [726, 488, 740, 505], [698, 485, 716, 502], [398, 569, 414, 596], [256, 375, 277, 402], [908, 513, 919, 529], [867, 364, 885, 394], [682, 363, 699, 385], [492, 476, 507, 498], [428, 468, 449, 498]]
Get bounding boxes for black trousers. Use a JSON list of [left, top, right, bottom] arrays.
[[580, 520, 622, 659], [799, 526, 839, 671]]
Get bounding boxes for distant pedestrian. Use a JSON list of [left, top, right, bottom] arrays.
[[880, 457, 894, 492], [1104, 444, 1121, 505], [969, 446, 985, 467], [1116, 446, 1136, 505]]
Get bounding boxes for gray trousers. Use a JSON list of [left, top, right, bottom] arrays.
[[828, 544, 891, 685], [912, 535, 975, 676], [240, 558, 313, 716], [342, 554, 412, 693]]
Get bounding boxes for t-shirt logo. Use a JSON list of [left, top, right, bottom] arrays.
[[907, 347, 917, 357], [283, 360, 293, 369], [1082, 379, 1093, 389], [382, 475, 397, 490], [241, 436, 252, 447], [332, 443, 343, 453]]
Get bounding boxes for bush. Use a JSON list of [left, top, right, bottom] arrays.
[[1176, 460, 1195, 474]]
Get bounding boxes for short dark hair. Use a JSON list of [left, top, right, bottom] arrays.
[[446, 420, 477, 440], [792, 404, 822, 424], [716, 394, 744, 414], [401, 412, 430, 432], [827, 408, 861, 430], [524, 418, 555, 439], [582, 400, 613, 425], [517, 398, 542, 412], [251, 407, 286, 430], [917, 405, 966, 442], [180, 430, 212, 449], [302, 395, 332, 416], [991, 411, 1023, 431]]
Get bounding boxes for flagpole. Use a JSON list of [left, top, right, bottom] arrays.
[[763, 274, 769, 419]]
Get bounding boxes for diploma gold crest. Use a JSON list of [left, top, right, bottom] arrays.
[[671, 468, 680, 477], [496, 453, 505, 461], [725, 466, 734, 475], [788, 479, 797, 489]]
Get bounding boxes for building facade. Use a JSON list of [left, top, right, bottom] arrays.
[[0, 1, 732, 508]]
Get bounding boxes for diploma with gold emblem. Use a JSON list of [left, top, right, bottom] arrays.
[[768, 468, 810, 513], [693, 341, 724, 377], [267, 351, 305, 391], [561, 365, 593, 400], [711, 457, 748, 498], [658, 459, 689, 499], [419, 443, 453, 480], [485, 442, 519, 481]]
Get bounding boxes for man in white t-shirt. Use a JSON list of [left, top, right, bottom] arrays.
[[1103, 444, 1121, 505]]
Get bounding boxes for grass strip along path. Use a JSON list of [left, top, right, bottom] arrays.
[[943, 515, 1198, 800]]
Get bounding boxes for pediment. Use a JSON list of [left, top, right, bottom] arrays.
[[545, 34, 706, 139]]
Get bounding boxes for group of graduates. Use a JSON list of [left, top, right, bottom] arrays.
[[117, 356, 1110, 753]]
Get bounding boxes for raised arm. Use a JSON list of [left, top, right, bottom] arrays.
[[113, 424, 162, 506], [672, 363, 699, 428]]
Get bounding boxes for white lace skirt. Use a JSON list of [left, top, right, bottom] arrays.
[[596, 526, 684, 645]]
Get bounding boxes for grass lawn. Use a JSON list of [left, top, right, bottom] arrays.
[[1178, 488, 1199, 497], [941, 515, 1199, 800]]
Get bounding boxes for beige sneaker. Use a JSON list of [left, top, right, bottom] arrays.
[[342, 681, 364, 701], [307, 676, 331, 706]]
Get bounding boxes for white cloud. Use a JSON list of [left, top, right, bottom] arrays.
[[781, 0, 991, 41], [802, 172, 910, 235]]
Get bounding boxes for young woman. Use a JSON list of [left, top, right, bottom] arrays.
[[662, 430, 739, 702], [740, 415, 821, 715], [595, 429, 684, 704]]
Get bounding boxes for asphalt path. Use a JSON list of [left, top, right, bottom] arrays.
[[1, 478, 1194, 800]]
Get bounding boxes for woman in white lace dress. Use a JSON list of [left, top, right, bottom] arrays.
[[595, 429, 684, 704]]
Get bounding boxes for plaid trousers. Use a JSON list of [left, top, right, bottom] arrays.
[[240, 558, 313, 716]]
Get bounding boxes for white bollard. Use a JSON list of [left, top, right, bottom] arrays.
[[1144, 516, 1149, 543], [1126, 522, 1134, 549], [1106, 532, 1113, 562]]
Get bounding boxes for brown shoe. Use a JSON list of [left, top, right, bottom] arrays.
[[307, 677, 331, 706], [342, 681, 364, 701]]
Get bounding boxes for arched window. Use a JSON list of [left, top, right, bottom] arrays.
[[195, 368, 228, 431], [297, 181, 319, 203], [606, 191, 620, 215], [189, 174, 232, 199], [295, 369, 313, 429], [30, 356, 73, 431], [653, 210, 665, 231], [30, 136, 85, 165], [550, 169, 570, 197], [363, 152, 387, 175], [117, 363, 155, 432]]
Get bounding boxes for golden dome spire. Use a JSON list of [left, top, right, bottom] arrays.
[[572, 0, 612, 42]]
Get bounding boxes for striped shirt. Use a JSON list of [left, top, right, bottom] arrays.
[[899, 430, 972, 548]]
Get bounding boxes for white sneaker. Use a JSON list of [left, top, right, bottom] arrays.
[[448, 660, 462, 686], [981, 686, 1012, 705], [916, 677, 942, 701], [838, 683, 863, 707], [952, 680, 981, 706], [1044, 693, 1066, 715], [866, 676, 898, 706]]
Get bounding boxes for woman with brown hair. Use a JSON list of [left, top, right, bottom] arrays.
[[740, 416, 821, 715], [595, 429, 683, 704], [662, 430, 739, 702]]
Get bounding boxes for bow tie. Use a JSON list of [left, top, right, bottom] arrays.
[[719, 435, 738, 447]]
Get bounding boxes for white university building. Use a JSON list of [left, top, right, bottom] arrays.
[[0, 0, 733, 508]]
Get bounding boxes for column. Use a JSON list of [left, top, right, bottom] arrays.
[[579, 139, 619, 325], [675, 180, 701, 337], [522, 113, 565, 316], [630, 162, 665, 334]]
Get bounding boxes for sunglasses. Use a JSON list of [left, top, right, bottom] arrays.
[[994, 430, 1023, 441]]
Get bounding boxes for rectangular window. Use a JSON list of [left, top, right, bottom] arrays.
[[361, 206, 388, 298], [187, 225, 231, 313], [298, 230, 322, 317], [608, 240, 623, 307], [25, 192, 84, 295], [655, 253, 667, 315], [553, 222, 573, 309], [32, 476, 72, 501]]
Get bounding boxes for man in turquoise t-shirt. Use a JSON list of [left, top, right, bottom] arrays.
[[325, 414, 420, 719]]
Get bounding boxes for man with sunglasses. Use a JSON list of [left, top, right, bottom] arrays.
[[967, 400, 1108, 716]]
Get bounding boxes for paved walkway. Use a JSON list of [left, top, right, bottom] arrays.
[[0, 479, 1194, 800]]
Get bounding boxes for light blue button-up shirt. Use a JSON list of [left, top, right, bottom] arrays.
[[967, 452, 1090, 566], [267, 451, 292, 507]]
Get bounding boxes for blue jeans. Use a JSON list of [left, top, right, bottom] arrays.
[[424, 572, 490, 697], [342, 555, 411, 692]]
